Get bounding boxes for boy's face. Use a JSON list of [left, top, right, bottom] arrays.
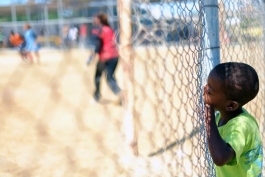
[[203, 70, 228, 111]]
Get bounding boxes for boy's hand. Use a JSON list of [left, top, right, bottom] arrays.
[[204, 104, 215, 124]]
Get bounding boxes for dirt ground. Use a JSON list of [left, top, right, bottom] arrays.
[[0, 48, 202, 177], [0, 49, 135, 177]]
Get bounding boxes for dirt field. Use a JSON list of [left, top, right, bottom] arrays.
[[0, 49, 133, 177], [0, 47, 203, 177]]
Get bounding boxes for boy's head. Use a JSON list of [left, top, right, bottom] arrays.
[[204, 62, 259, 111]]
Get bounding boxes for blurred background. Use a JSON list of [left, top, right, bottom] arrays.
[[0, 0, 120, 48], [0, 0, 262, 49], [0, 0, 203, 49]]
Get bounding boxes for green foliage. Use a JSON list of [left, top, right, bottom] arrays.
[[48, 11, 58, 19], [0, 15, 12, 22], [16, 14, 27, 21]]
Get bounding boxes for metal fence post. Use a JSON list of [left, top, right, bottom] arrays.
[[201, 0, 221, 176]]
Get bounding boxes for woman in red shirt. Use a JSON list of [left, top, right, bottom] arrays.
[[87, 13, 121, 102]]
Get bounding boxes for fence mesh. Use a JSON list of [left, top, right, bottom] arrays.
[[118, 0, 265, 176], [0, 0, 265, 177]]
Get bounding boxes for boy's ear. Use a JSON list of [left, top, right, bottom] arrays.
[[226, 101, 239, 111]]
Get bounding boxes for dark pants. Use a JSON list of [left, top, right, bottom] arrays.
[[94, 57, 121, 97]]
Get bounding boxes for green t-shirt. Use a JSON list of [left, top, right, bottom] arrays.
[[215, 109, 263, 177]]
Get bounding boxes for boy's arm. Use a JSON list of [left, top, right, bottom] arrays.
[[204, 104, 235, 166]]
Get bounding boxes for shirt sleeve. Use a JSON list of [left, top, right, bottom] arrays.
[[223, 122, 248, 166]]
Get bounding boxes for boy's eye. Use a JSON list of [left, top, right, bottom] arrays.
[[206, 88, 211, 95], [205, 86, 211, 95]]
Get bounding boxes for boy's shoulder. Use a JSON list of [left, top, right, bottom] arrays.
[[237, 109, 258, 124], [226, 110, 260, 136], [216, 109, 259, 130]]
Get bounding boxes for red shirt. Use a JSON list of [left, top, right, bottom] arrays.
[[93, 26, 119, 62]]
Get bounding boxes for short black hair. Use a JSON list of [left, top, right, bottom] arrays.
[[212, 62, 259, 106]]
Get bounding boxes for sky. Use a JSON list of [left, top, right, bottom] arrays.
[[0, 0, 27, 6], [0, 0, 48, 6], [0, 0, 12, 6]]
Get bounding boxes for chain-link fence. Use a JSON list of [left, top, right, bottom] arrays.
[[118, 0, 265, 176], [0, 0, 264, 176]]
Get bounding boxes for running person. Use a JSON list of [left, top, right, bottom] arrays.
[[87, 13, 121, 103], [23, 24, 41, 64], [8, 30, 29, 63]]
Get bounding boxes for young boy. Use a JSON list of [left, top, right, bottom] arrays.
[[203, 62, 263, 177]]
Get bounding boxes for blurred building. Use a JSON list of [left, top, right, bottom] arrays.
[[0, 0, 118, 48]]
